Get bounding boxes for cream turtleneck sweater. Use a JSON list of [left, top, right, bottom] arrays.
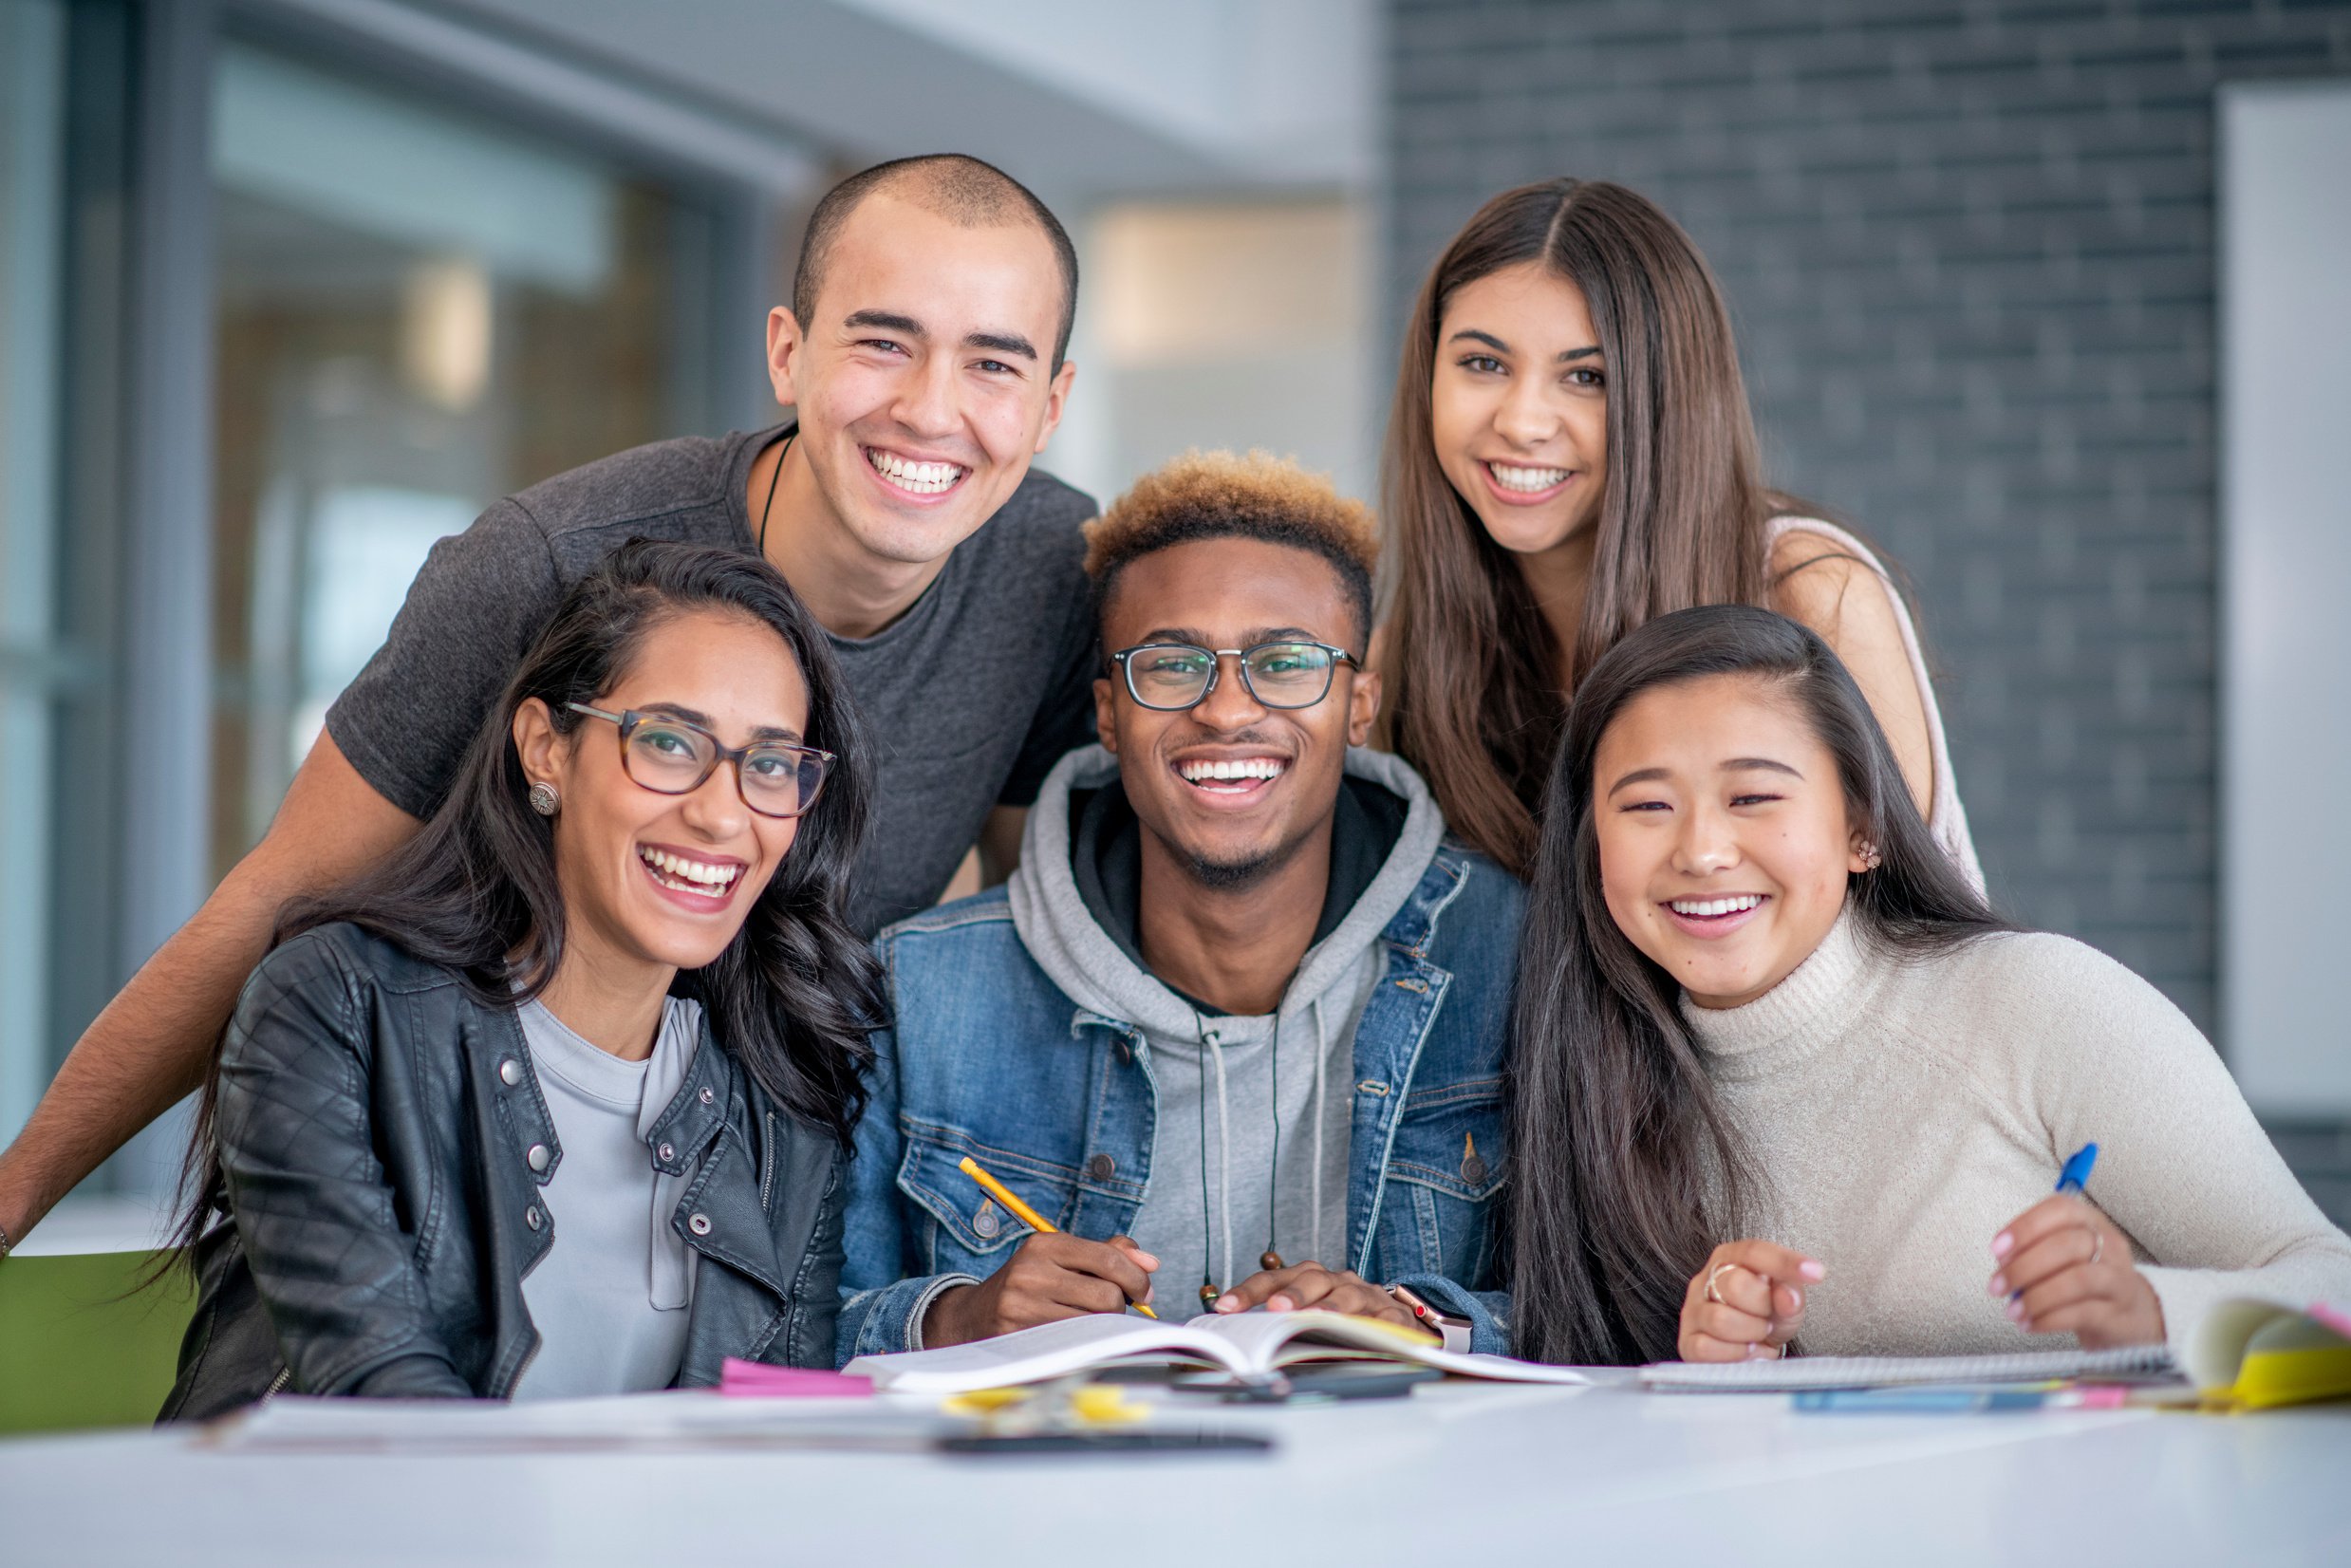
[[1678, 909, 2351, 1357]]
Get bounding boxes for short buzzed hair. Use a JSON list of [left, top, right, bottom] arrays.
[[792, 155, 1079, 370], [1083, 451, 1380, 649]]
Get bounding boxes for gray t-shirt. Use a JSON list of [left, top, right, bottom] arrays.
[[511, 994, 702, 1402], [326, 425, 1101, 937]]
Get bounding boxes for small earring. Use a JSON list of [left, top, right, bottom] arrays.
[[1857, 840, 1881, 869], [528, 781, 560, 817]]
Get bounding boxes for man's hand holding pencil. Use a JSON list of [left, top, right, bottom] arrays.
[[920, 1156, 1163, 1350]]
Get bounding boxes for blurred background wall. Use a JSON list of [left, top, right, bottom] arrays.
[[1392, 0, 2346, 1044], [1389, 1, 2351, 1218], [1, 0, 2345, 1224]]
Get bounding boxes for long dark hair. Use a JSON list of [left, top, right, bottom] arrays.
[[1378, 178, 1790, 875], [174, 539, 882, 1254], [1505, 605, 2003, 1365]]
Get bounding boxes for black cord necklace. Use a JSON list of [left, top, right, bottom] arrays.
[[755, 429, 793, 555]]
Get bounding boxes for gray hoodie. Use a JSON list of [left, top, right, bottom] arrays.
[[1006, 744, 1446, 1312]]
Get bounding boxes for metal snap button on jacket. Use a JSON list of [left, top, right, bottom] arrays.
[[497, 1057, 523, 1086], [526, 1144, 551, 1173], [974, 1203, 1000, 1239], [524, 1205, 543, 1231], [687, 1212, 712, 1236], [698, 1086, 715, 1106], [1086, 1153, 1115, 1181], [657, 1142, 676, 1164]]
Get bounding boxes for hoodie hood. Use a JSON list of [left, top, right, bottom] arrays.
[[1007, 744, 1446, 1037]]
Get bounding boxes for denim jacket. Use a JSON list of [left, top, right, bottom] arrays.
[[837, 837, 1521, 1362]]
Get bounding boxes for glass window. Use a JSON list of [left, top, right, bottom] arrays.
[[208, 42, 718, 879], [0, 0, 68, 1147]]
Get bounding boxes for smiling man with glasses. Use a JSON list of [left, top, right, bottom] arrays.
[[837, 452, 1523, 1362]]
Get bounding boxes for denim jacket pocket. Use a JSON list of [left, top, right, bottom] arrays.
[[895, 1120, 1083, 1275], [1379, 1075, 1507, 1286]]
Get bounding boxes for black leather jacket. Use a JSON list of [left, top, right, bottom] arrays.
[[162, 923, 847, 1422]]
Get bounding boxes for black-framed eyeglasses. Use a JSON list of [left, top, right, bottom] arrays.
[[1106, 641, 1359, 713], [566, 703, 833, 819]]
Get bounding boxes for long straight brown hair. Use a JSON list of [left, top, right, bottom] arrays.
[[1506, 606, 2004, 1364], [1380, 178, 1783, 874]]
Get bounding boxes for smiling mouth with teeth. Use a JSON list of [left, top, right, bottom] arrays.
[[1177, 756, 1288, 793], [1485, 460, 1576, 495], [1667, 894, 1767, 919], [865, 446, 969, 496], [638, 845, 744, 899]]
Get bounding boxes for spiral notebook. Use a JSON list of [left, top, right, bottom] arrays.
[[1637, 1344, 2175, 1391]]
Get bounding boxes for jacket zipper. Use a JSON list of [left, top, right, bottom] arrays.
[[262, 1366, 291, 1402], [501, 1330, 543, 1398]]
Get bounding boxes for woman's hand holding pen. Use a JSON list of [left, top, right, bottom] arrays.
[[1987, 1195, 2163, 1347], [922, 1235, 1158, 1349], [1676, 1241, 1823, 1362]]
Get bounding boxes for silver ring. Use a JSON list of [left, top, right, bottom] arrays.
[[2087, 1228, 2104, 1267], [1706, 1262, 1739, 1305]]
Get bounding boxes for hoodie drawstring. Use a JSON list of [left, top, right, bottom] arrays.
[[1190, 993, 1337, 1299], [1204, 1028, 1234, 1301], [1309, 997, 1329, 1269]]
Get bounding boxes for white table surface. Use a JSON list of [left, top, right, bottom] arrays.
[[3, 1381, 2344, 1567]]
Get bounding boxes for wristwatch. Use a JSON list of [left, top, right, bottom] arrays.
[[1387, 1283, 1472, 1353]]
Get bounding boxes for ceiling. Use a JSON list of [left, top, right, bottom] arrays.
[[434, 0, 1376, 206]]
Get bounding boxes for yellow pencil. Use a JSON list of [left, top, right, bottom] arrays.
[[957, 1154, 1159, 1318]]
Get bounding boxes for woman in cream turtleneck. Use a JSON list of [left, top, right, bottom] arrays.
[[1503, 604, 2351, 1366]]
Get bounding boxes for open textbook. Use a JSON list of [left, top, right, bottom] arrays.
[[843, 1310, 1605, 1395]]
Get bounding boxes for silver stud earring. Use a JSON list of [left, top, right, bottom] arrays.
[[1857, 840, 1882, 869], [528, 781, 560, 817]]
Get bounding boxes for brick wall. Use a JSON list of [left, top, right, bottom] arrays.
[[1389, 0, 2351, 1036]]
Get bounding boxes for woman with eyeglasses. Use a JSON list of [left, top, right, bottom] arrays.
[[162, 540, 880, 1418]]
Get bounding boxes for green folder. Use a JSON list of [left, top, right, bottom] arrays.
[[0, 1250, 193, 1435]]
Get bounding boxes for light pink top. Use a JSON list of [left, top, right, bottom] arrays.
[[1768, 515, 1985, 892]]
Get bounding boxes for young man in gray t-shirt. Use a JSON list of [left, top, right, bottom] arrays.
[[0, 155, 1095, 1253]]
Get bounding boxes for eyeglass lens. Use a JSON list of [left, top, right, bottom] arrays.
[[1126, 643, 1336, 710], [622, 719, 826, 816]]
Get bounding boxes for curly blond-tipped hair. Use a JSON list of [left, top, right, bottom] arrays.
[[1082, 450, 1380, 645]]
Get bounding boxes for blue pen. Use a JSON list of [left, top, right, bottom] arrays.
[[2006, 1143, 2101, 1305], [2055, 1143, 2099, 1195]]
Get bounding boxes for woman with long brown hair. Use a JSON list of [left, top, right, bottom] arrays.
[[1505, 606, 2351, 1365], [1376, 177, 1979, 883]]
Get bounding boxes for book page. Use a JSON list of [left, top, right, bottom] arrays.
[[844, 1314, 1236, 1393], [1194, 1308, 1431, 1366], [1199, 1310, 1600, 1385]]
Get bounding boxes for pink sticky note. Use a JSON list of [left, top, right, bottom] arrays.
[[719, 1357, 874, 1397], [2306, 1302, 2351, 1341]]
